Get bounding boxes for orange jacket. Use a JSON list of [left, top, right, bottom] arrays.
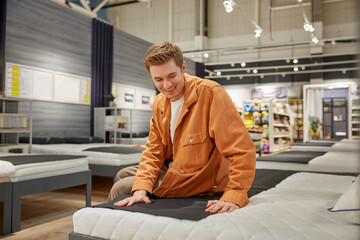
[[132, 74, 256, 207]]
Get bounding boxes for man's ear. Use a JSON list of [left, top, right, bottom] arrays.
[[182, 61, 186, 73]]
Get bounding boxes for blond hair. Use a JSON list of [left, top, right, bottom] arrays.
[[144, 42, 184, 72]]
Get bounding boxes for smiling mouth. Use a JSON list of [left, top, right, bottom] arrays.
[[165, 85, 176, 93]]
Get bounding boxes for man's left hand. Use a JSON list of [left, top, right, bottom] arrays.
[[205, 200, 239, 213]]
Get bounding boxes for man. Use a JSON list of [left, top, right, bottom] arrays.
[[108, 42, 256, 213]]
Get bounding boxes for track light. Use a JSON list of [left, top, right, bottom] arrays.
[[254, 24, 262, 38], [216, 71, 222, 76], [293, 59, 298, 64], [241, 62, 246, 67], [312, 36, 319, 44], [293, 67, 299, 72], [223, 0, 235, 13], [253, 69, 258, 74]]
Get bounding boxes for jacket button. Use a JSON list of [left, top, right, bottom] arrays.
[[189, 139, 193, 143]]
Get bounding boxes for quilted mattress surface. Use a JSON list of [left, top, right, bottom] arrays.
[[73, 173, 359, 240]]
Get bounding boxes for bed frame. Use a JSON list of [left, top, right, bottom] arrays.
[[0, 182, 12, 235], [69, 232, 104, 240], [1, 170, 92, 235], [89, 163, 135, 182]]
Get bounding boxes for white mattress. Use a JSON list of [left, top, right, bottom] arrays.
[[31, 143, 143, 166], [10, 157, 89, 182], [256, 150, 360, 174], [72, 172, 359, 240]]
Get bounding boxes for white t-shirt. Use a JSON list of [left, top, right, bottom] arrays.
[[170, 95, 184, 143]]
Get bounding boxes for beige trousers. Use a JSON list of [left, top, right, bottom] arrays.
[[107, 164, 168, 202]]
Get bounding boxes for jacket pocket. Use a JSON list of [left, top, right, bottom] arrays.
[[182, 131, 207, 147]]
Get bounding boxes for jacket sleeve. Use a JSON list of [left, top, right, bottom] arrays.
[[208, 85, 256, 207], [131, 99, 167, 194]]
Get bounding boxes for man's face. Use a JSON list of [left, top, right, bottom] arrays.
[[149, 58, 186, 102]]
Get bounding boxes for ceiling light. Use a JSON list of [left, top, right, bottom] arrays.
[[253, 69, 258, 74], [203, 53, 209, 58], [301, 66, 306, 70], [312, 36, 319, 44], [216, 71, 222, 76], [260, 75, 264, 79], [342, 70, 346, 74], [297, 0, 302, 2], [241, 62, 246, 67], [331, 40, 336, 45], [293, 59, 298, 64], [254, 25, 262, 38], [286, 59, 290, 63], [246, 69, 250, 73], [239, 76, 243, 79], [226, 76, 230, 80], [293, 67, 299, 72], [282, 73, 286, 77], [223, 0, 235, 13], [230, 63, 235, 67]]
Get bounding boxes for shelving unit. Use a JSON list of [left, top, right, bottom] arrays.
[[323, 97, 348, 139], [351, 98, 360, 139], [289, 99, 303, 142], [0, 96, 32, 153], [268, 99, 292, 152], [243, 99, 270, 153], [94, 107, 152, 143]]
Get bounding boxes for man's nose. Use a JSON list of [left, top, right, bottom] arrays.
[[164, 80, 172, 88]]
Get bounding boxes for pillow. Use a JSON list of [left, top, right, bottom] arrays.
[[48, 137, 67, 144], [65, 137, 92, 144], [328, 175, 360, 224], [91, 137, 104, 143]]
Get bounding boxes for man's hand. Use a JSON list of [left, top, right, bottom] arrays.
[[205, 200, 239, 213], [113, 190, 151, 207]]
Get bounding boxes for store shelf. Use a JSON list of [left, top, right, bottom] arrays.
[[269, 99, 293, 152], [0, 97, 33, 153]]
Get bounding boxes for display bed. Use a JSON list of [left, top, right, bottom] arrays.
[[31, 144, 144, 180], [256, 150, 360, 174], [0, 154, 91, 235], [291, 139, 360, 152], [70, 171, 359, 240], [256, 150, 325, 164]]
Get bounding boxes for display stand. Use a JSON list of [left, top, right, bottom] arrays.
[[268, 99, 293, 152], [350, 98, 360, 139], [0, 97, 32, 153]]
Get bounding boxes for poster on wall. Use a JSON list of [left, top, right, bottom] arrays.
[[6, 65, 34, 99], [135, 88, 155, 110], [5, 62, 91, 105], [251, 87, 287, 100], [112, 84, 135, 109]]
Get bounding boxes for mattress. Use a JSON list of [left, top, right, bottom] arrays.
[[0, 154, 89, 182], [72, 172, 359, 240], [256, 151, 325, 164], [31, 143, 143, 166], [291, 140, 360, 152], [256, 150, 360, 174]]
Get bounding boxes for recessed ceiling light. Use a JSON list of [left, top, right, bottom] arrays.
[[293, 59, 298, 64], [253, 69, 258, 74]]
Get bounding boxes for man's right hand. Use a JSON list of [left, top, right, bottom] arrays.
[[113, 190, 151, 207]]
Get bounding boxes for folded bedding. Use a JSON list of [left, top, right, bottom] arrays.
[[72, 172, 359, 240], [0, 160, 16, 182], [256, 151, 325, 164]]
